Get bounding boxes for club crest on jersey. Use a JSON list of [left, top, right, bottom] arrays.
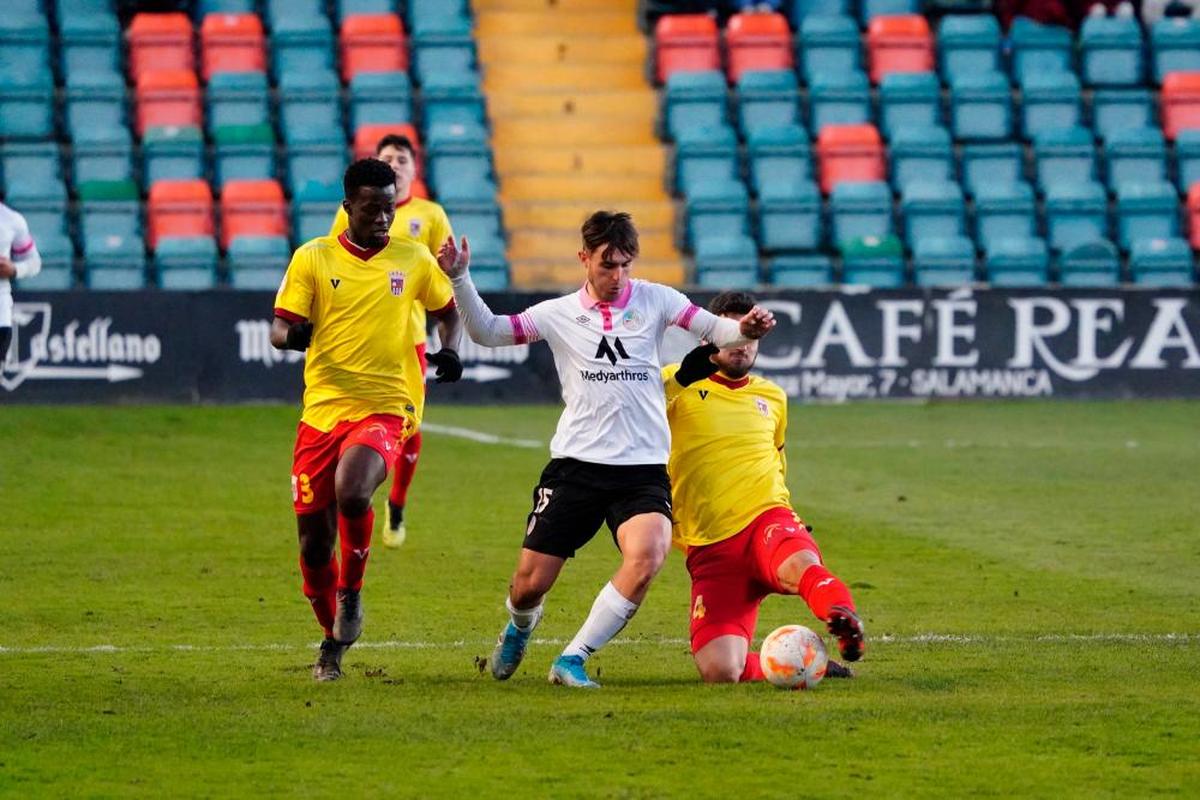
[[620, 309, 644, 331], [389, 271, 405, 296], [754, 397, 769, 417], [408, 219, 421, 237]]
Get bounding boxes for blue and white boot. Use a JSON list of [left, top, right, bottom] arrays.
[[491, 606, 542, 680], [548, 655, 600, 688]]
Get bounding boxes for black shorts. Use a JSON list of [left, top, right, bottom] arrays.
[[522, 458, 673, 559]]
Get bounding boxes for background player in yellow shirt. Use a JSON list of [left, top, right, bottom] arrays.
[[272, 159, 463, 681], [663, 291, 865, 684], [329, 133, 455, 549]]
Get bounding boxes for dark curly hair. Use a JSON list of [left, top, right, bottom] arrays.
[[343, 158, 397, 199]]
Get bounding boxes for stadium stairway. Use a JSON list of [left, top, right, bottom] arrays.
[[474, 0, 686, 287]]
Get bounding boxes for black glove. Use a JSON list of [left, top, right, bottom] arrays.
[[285, 321, 314, 351], [427, 348, 463, 383], [675, 343, 719, 387]]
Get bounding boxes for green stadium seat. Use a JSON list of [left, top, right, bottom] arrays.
[[839, 234, 905, 287], [214, 124, 276, 187]]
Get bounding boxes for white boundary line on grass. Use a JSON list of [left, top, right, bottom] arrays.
[[420, 422, 544, 449], [0, 633, 1194, 656]]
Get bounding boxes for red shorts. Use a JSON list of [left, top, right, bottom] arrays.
[[291, 414, 410, 514], [686, 506, 822, 654]]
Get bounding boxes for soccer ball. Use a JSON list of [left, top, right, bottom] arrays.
[[760, 625, 828, 690]]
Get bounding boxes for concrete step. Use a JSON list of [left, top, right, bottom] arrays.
[[483, 63, 648, 92], [501, 199, 677, 230], [487, 89, 658, 121], [494, 144, 666, 178], [476, 11, 638, 36], [500, 173, 666, 201], [493, 116, 656, 146]]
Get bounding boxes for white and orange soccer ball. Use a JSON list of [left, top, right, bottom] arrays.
[[760, 624, 828, 690]]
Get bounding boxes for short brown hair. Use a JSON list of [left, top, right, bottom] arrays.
[[375, 133, 416, 159], [581, 211, 639, 260], [709, 291, 755, 316]]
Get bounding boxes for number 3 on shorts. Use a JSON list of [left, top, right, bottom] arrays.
[[292, 473, 314, 505]]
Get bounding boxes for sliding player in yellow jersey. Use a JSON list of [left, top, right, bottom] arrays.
[[329, 133, 455, 549], [663, 291, 865, 683]]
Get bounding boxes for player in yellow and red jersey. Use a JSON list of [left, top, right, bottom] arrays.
[[329, 133, 455, 549], [272, 159, 463, 681], [663, 291, 865, 683]]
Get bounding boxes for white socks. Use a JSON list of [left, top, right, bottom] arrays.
[[562, 582, 639, 661], [507, 595, 543, 633]]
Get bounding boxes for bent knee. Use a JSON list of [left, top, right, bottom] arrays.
[[335, 493, 372, 518], [697, 662, 743, 683]]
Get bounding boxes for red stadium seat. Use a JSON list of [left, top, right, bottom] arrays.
[[353, 123, 421, 161], [867, 15, 934, 84], [200, 13, 266, 81], [220, 179, 287, 248], [128, 13, 195, 83], [817, 124, 885, 194], [411, 178, 429, 199], [725, 12, 792, 84], [340, 14, 408, 82], [148, 180, 214, 248], [1188, 183, 1200, 249], [654, 14, 720, 84], [1162, 72, 1200, 141], [135, 70, 202, 136]]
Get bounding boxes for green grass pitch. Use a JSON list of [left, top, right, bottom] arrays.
[[1, 401, 1197, 798]]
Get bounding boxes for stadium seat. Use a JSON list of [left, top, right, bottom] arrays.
[[1161, 72, 1200, 140], [1059, 239, 1121, 286], [199, 0, 257, 12], [973, 180, 1036, 252], [1151, 18, 1200, 84], [808, 72, 872, 135], [984, 236, 1050, 286], [748, 125, 812, 197], [912, 235, 976, 286], [950, 72, 1011, 141], [84, 233, 148, 290], [1092, 89, 1154, 140], [155, 235, 219, 290], [839, 234, 905, 287], [654, 14, 719, 83], [214, 124, 275, 187], [408, 0, 469, 33], [1033, 127, 1097, 191], [423, 85, 486, 133], [147, 179, 214, 248], [768, 254, 833, 286], [830, 181, 893, 244], [339, 14, 408, 82], [127, 13, 195, 83], [866, 15, 933, 84], [60, 13, 121, 86], [200, 13, 265, 80], [791, 0, 850, 26], [79, 179, 141, 241], [736, 70, 801, 137], [937, 14, 1000, 80], [428, 153, 496, 204], [902, 179, 966, 245], [860, 0, 920, 23], [961, 142, 1024, 197], [725, 12, 793, 84], [143, 126, 206, 184], [411, 15, 475, 87], [17, 229, 74, 289], [337, 0, 397, 22], [1045, 181, 1109, 252], [817, 124, 885, 194], [23, 204, 70, 245], [1116, 180, 1180, 250], [890, 125, 954, 191], [694, 235, 759, 288], [1190, 184, 1200, 249], [227, 235, 290, 290], [1020, 72, 1082, 140], [664, 71, 728, 141], [220, 179, 287, 248], [2, 143, 65, 205], [675, 127, 739, 197], [349, 71, 413, 131], [207, 71, 270, 130], [1129, 238, 1195, 286], [73, 136, 135, 185], [66, 82, 126, 144], [1106, 127, 1168, 192], [879, 72, 941, 139], [1176, 130, 1200, 194], [356, 123, 421, 159], [685, 181, 751, 249], [293, 198, 341, 242], [286, 143, 348, 199], [1010, 18, 1072, 84], [271, 16, 335, 79], [279, 71, 344, 146], [1080, 15, 1145, 87], [0, 13, 50, 88], [798, 16, 860, 84], [758, 180, 822, 253], [0, 75, 54, 139], [136, 70, 202, 137]]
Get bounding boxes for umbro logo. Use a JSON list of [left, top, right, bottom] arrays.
[[330, 278, 340, 289], [698, 390, 709, 400], [575, 315, 590, 326], [594, 335, 630, 366]]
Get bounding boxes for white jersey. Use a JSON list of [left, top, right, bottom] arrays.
[[0, 203, 42, 328]]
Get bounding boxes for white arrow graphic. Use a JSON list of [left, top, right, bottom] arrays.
[[26, 364, 144, 383]]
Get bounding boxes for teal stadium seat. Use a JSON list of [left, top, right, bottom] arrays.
[[1151, 18, 1200, 84], [758, 179, 822, 253], [0, 73, 55, 140], [859, 0, 920, 25], [412, 15, 475, 87], [279, 71, 344, 146], [214, 124, 276, 187], [737, 70, 801, 137], [73, 134, 135, 185], [1045, 181, 1109, 252], [664, 71, 728, 142], [791, 0, 850, 26], [1129, 238, 1195, 286], [1105, 127, 1167, 192], [830, 181, 893, 245], [769, 254, 833, 286], [961, 142, 1025, 196], [60, 12, 121, 86], [208, 72, 271, 130], [879, 72, 941, 138], [1033, 127, 1097, 191], [808, 71, 871, 134], [426, 119, 489, 151], [78, 180, 142, 241], [1080, 15, 1144, 87], [798, 16, 860, 84], [270, 15, 335, 80], [66, 82, 127, 145], [747, 125, 812, 197], [973, 180, 1036, 252], [937, 14, 1000, 80], [1092, 89, 1154, 140], [0, 13, 50, 88], [408, 0, 469, 33], [912, 235, 976, 286], [685, 180, 751, 249], [349, 71, 413, 131], [428, 153, 496, 204], [2, 144, 66, 206], [84, 233, 147, 290], [950, 71, 1011, 141], [890, 125, 954, 191], [292, 197, 341, 242], [1010, 18, 1072, 84], [199, 0, 256, 13], [423, 82, 487, 130], [143, 126, 206, 184], [17, 230, 74, 290], [1058, 239, 1121, 286], [227, 235, 290, 290], [694, 236, 759, 289], [675, 127, 739, 199], [337, 0, 398, 22], [985, 236, 1049, 286], [156, 236, 219, 289], [1020, 71, 1082, 139], [1176, 130, 1200, 194], [1116, 181, 1180, 250], [902, 179, 966, 246]]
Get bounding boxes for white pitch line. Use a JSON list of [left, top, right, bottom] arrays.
[[420, 422, 544, 449], [0, 633, 1194, 657]]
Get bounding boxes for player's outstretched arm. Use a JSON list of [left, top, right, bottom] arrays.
[[685, 304, 776, 348], [436, 236, 529, 347], [427, 305, 464, 383]]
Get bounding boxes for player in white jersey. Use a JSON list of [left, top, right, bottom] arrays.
[[437, 211, 775, 688], [0, 203, 43, 362]]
